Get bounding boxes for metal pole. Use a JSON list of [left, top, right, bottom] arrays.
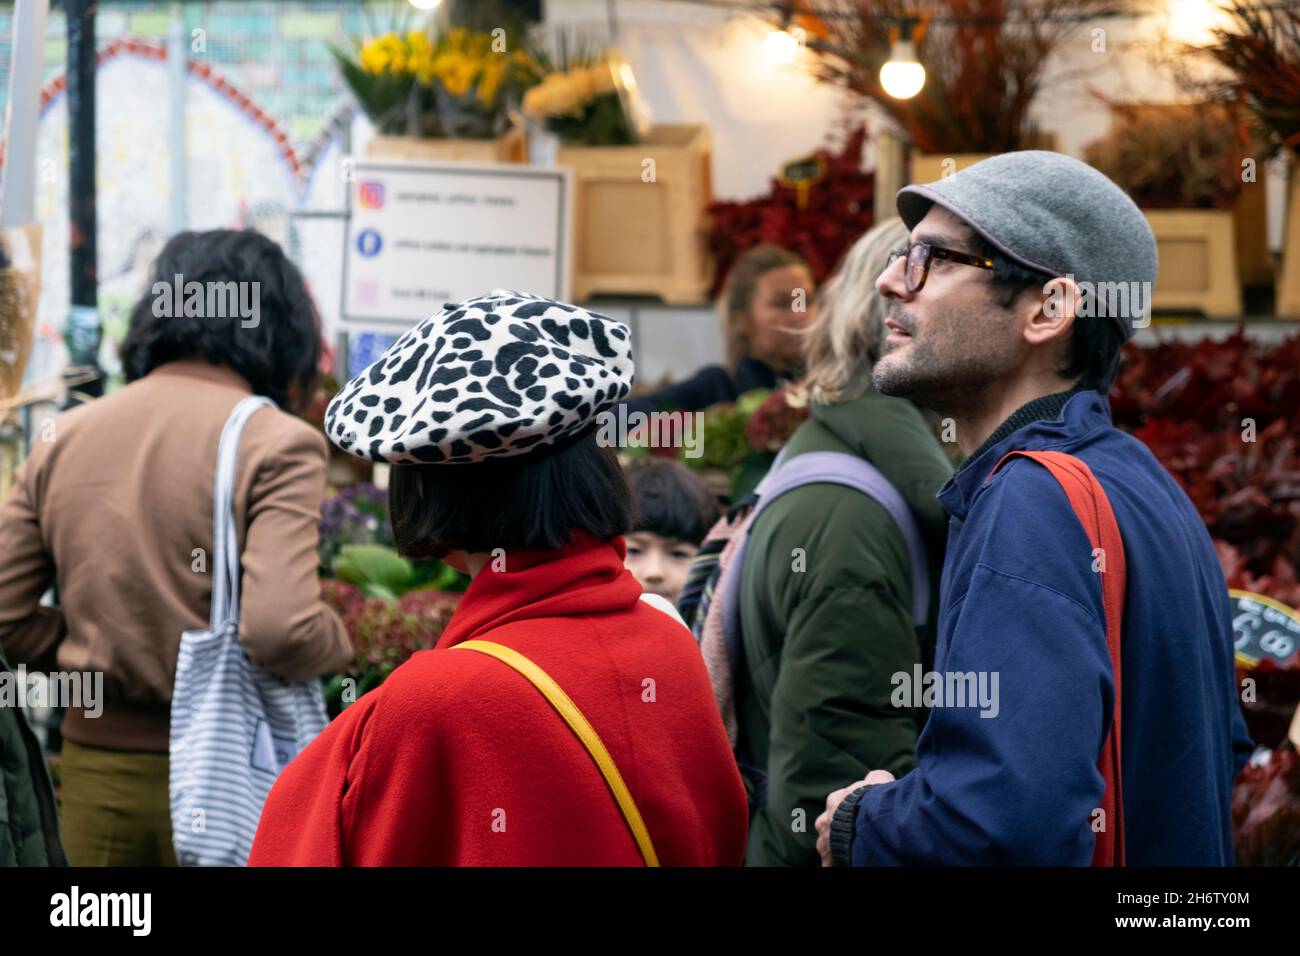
[[65, 0, 103, 402], [0, 0, 50, 228], [168, 1, 188, 235]]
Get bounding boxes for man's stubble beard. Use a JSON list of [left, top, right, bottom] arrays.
[[870, 300, 1020, 419]]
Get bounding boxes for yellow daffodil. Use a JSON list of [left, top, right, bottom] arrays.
[[359, 37, 391, 75]]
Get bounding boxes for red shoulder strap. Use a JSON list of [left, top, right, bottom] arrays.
[[988, 450, 1126, 866]]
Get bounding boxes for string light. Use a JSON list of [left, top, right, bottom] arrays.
[[764, 2, 806, 65], [765, 27, 803, 63], [880, 20, 925, 99]]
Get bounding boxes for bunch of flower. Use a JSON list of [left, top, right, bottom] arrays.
[[358, 31, 432, 81], [521, 36, 643, 146], [1232, 737, 1300, 866], [746, 387, 811, 454], [331, 29, 424, 134], [332, 26, 532, 137], [318, 482, 392, 573], [526, 60, 616, 114], [339, 588, 460, 675], [706, 126, 875, 296], [319, 578, 462, 717], [1083, 98, 1252, 210], [677, 388, 811, 501], [1111, 332, 1300, 606], [430, 28, 532, 109]]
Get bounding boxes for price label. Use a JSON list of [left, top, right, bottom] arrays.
[[1231, 589, 1300, 670], [777, 154, 827, 210]]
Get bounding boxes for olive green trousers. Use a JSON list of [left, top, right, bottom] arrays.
[[58, 739, 177, 867]]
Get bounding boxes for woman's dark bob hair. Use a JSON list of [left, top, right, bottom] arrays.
[[389, 433, 633, 557], [119, 229, 323, 411]]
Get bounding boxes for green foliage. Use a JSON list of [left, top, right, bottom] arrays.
[[328, 42, 415, 133], [333, 543, 418, 595]]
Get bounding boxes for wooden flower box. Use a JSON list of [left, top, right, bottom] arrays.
[[1144, 210, 1242, 318], [366, 127, 527, 164], [1277, 172, 1300, 319], [557, 124, 713, 305]]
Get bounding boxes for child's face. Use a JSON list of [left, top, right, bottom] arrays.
[[624, 532, 699, 605]]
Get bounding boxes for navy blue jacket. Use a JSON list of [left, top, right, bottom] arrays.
[[843, 390, 1253, 865], [624, 358, 777, 415]]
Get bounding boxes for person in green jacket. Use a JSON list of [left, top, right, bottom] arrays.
[[0, 647, 66, 865], [737, 219, 954, 866]]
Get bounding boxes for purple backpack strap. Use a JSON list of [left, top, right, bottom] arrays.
[[720, 451, 932, 674]]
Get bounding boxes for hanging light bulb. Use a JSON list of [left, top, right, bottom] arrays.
[[763, 2, 803, 66], [765, 27, 801, 64], [408, 0, 442, 10], [880, 21, 925, 100]]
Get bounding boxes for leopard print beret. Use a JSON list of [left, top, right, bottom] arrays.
[[325, 290, 635, 464]]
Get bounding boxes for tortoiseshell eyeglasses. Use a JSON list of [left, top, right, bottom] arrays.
[[885, 240, 996, 293]]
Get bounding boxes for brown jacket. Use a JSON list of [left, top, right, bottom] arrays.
[[0, 359, 352, 752]]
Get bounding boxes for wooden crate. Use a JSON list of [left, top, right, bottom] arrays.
[[367, 126, 526, 164], [557, 124, 712, 304], [1234, 176, 1274, 287], [1145, 209, 1242, 318], [1277, 172, 1300, 319]]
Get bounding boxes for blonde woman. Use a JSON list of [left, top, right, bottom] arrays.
[[626, 245, 816, 414], [731, 219, 955, 866]]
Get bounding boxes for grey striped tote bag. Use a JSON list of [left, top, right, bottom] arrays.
[[169, 395, 330, 866]]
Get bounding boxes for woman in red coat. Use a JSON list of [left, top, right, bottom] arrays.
[[249, 291, 748, 866]]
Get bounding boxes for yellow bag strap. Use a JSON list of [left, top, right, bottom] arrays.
[[454, 639, 660, 867]]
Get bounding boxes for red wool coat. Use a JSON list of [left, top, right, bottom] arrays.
[[248, 534, 748, 866]]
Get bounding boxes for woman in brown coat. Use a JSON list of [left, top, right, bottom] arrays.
[[0, 229, 352, 865]]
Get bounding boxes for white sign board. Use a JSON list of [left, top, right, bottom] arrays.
[[341, 158, 572, 326]]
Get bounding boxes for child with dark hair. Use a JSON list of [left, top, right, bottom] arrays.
[[623, 458, 719, 606]]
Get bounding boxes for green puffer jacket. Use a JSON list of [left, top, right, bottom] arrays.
[[737, 380, 952, 866], [0, 648, 66, 865]]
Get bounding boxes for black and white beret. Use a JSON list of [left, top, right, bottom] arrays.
[[325, 290, 635, 465]]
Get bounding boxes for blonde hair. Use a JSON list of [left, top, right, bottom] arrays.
[[718, 244, 811, 370], [787, 218, 910, 408]]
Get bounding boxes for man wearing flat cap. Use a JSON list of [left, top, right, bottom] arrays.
[[815, 151, 1253, 866]]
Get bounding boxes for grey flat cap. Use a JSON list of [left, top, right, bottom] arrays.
[[897, 150, 1158, 337]]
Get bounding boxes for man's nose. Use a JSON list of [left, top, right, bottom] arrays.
[[877, 256, 911, 302]]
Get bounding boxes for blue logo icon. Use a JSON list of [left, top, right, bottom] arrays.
[[356, 229, 383, 257]]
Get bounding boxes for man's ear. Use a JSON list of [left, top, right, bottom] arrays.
[[1025, 275, 1079, 349]]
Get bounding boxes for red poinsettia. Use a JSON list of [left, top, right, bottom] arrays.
[[706, 125, 875, 295], [745, 387, 810, 453], [1232, 745, 1300, 866], [1113, 333, 1300, 607]]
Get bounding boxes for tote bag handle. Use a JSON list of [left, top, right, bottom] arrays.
[[208, 395, 274, 632]]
